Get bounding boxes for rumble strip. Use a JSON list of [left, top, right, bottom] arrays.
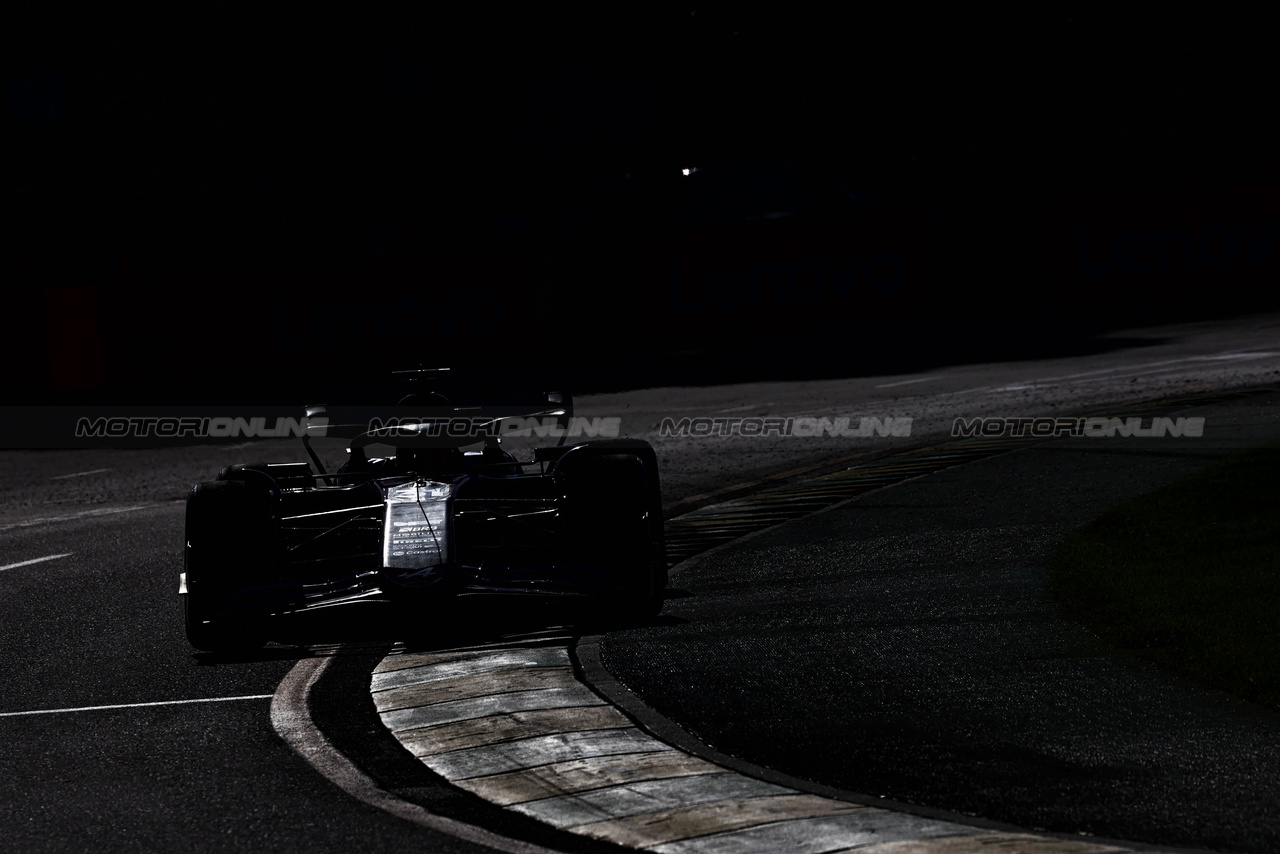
[[343, 394, 1259, 851], [370, 642, 1146, 854]]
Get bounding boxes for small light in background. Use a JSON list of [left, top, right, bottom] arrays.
[[682, 167, 698, 176]]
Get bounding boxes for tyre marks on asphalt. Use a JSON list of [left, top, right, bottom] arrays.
[[371, 645, 1133, 853], [661, 384, 1280, 568], [661, 437, 1036, 566]]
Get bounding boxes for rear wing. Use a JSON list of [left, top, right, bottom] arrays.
[[303, 391, 573, 449]]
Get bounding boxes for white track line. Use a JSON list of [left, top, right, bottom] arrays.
[[0, 505, 151, 532], [875, 377, 934, 388], [942, 351, 1280, 398], [718, 402, 775, 413], [0, 694, 273, 718], [51, 468, 112, 480], [0, 553, 72, 572]]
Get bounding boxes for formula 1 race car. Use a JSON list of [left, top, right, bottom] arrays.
[[180, 376, 666, 651]]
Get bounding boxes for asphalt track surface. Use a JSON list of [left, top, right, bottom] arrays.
[[602, 389, 1280, 853], [1, 313, 1279, 851]]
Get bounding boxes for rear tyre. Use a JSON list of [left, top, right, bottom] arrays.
[[183, 480, 271, 652], [560, 452, 666, 624]]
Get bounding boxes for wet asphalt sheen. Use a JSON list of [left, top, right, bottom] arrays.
[[600, 391, 1280, 854]]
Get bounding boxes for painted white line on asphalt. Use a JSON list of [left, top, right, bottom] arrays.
[[941, 351, 1280, 398], [0, 505, 152, 532], [1061, 360, 1279, 385], [1005, 351, 1280, 386], [718, 402, 775, 413], [50, 468, 112, 480], [0, 694, 273, 718], [1019, 351, 1280, 384], [1015, 357, 1280, 391], [0, 553, 72, 572], [875, 377, 934, 388]]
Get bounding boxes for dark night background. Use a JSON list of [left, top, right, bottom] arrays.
[[5, 7, 1277, 403]]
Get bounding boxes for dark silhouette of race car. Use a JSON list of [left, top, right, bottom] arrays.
[[180, 374, 665, 651]]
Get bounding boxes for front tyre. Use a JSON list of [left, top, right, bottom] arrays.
[[183, 480, 270, 652]]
